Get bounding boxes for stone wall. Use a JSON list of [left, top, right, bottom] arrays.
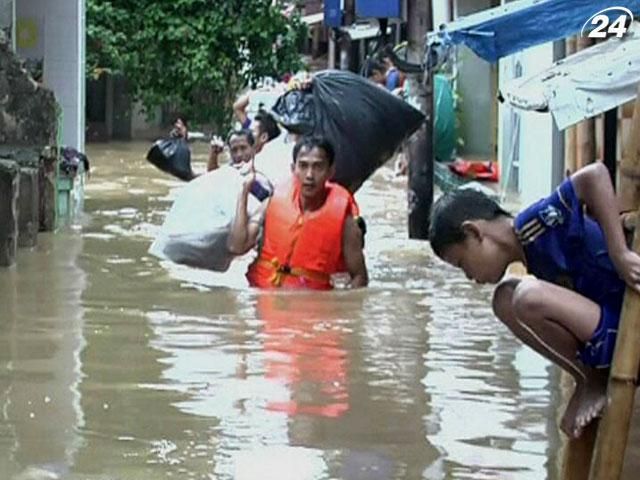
[[0, 30, 58, 145], [0, 31, 59, 266]]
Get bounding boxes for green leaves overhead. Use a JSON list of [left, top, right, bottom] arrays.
[[86, 0, 306, 129]]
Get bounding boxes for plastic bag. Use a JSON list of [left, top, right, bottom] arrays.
[[146, 137, 194, 181], [149, 165, 271, 271], [271, 70, 425, 192]]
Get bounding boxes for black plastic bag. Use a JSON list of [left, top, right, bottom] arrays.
[[272, 70, 425, 192], [60, 146, 90, 176], [146, 138, 194, 181], [271, 89, 316, 135]]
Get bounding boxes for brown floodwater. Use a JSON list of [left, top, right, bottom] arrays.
[[0, 141, 565, 479]]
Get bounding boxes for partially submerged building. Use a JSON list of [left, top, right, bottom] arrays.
[[0, 0, 86, 267]]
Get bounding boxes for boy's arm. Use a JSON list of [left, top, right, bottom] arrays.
[[227, 175, 266, 255], [342, 216, 368, 288], [572, 162, 640, 291]]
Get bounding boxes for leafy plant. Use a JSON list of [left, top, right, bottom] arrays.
[[86, 0, 306, 130]]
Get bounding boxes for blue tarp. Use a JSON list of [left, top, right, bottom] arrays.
[[431, 0, 640, 63]]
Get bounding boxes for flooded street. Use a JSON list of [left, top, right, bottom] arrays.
[[0, 142, 563, 479]]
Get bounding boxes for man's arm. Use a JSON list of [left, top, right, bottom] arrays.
[[227, 177, 266, 255], [207, 136, 224, 172], [233, 94, 250, 128], [572, 162, 640, 291], [342, 216, 368, 288]]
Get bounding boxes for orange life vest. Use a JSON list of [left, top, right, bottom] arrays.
[[247, 179, 358, 290]]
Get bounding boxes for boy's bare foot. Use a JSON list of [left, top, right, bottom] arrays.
[[561, 371, 609, 438]]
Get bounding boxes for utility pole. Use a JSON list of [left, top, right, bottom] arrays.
[[406, 0, 434, 239]]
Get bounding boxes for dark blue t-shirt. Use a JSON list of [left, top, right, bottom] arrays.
[[514, 178, 624, 308], [386, 68, 400, 91]]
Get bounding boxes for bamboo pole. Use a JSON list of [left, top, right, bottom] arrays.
[[576, 37, 595, 170], [563, 424, 598, 480], [588, 85, 640, 480], [565, 36, 577, 177], [619, 94, 640, 213]]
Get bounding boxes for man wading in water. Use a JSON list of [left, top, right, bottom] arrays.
[[227, 136, 368, 290]]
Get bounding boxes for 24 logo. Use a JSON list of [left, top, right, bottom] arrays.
[[581, 6, 634, 39]]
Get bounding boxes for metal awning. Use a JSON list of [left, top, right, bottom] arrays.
[[340, 20, 391, 41], [302, 13, 323, 26], [500, 23, 640, 130], [429, 0, 640, 63]]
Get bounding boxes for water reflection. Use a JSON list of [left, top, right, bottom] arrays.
[[0, 232, 86, 480], [0, 142, 565, 479]]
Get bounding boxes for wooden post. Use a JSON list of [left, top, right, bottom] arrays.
[[407, 0, 434, 240], [565, 36, 577, 176], [588, 86, 640, 480], [603, 108, 618, 184]]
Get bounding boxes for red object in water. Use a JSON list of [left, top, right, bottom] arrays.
[[449, 159, 500, 182]]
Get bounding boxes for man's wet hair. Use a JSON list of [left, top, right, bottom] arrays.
[[173, 114, 188, 127], [227, 128, 255, 146], [429, 188, 511, 258], [254, 109, 281, 141], [363, 58, 385, 79], [293, 136, 335, 166]]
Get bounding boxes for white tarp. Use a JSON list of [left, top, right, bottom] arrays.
[[149, 164, 268, 272], [500, 23, 640, 130]]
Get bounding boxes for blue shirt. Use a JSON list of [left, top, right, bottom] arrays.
[[514, 178, 624, 308], [386, 68, 400, 91]]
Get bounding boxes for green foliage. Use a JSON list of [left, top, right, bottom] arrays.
[[86, 0, 306, 129]]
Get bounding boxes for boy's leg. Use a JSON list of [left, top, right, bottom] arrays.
[[493, 278, 608, 438]]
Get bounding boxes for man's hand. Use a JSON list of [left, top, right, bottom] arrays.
[[287, 73, 312, 91], [241, 161, 256, 193], [210, 135, 224, 155], [612, 249, 640, 294]]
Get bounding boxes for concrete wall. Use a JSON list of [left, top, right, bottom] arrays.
[[0, 34, 58, 145], [497, 42, 564, 206], [16, 0, 85, 151], [455, 0, 495, 159]]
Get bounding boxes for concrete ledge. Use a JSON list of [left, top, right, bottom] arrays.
[[0, 160, 19, 267]]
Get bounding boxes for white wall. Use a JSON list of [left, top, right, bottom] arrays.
[[16, 0, 85, 151], [498, 42, 562, 205]]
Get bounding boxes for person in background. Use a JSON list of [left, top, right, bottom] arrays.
[[363, 58, 387, 88], [232, 93, 253, 130], [170, 116, 189, 139], [207, 129, 256, 171], [380, 50, 404, 93], [251, 109, 281, 154]]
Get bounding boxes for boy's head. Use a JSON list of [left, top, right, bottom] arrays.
[[429, 188, 513, 284]]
